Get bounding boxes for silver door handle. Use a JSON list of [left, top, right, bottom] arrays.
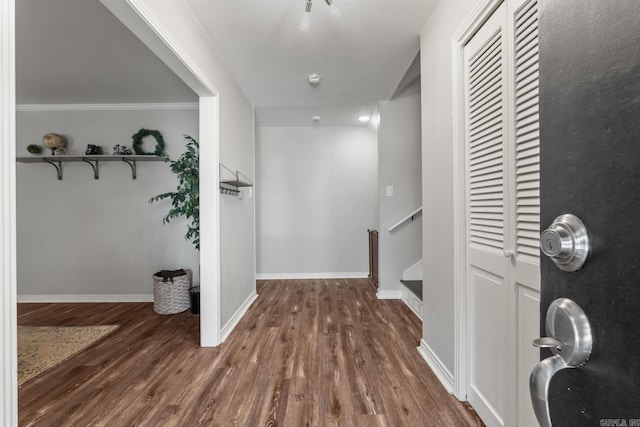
[[540, 214, 589, 272], [530, 298, 592, 427], [530, 355, 568, 427]]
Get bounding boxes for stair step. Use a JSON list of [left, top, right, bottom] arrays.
[[401, 280, 422, 301]]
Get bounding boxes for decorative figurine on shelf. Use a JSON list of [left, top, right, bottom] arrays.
[[85, 144, 102, 155], [54, 147, 69, 155], [26, 144, 42, 154], [113, 144, 133, 155], [42, 133, 64, 155]]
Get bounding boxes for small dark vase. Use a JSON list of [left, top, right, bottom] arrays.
[[189, 286, 200, 314]]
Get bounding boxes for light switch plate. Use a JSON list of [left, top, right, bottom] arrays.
[[386, 186, 394, 197]]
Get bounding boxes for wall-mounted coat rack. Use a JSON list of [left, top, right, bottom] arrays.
[[219, 163, 253, 197]]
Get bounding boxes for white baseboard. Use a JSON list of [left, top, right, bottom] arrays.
[[376, 289, 403, 299], [220, 290, 259, 342], [417, 339, 455, 394], [256, 272, 369, 280], [17, 294, 154, 303]]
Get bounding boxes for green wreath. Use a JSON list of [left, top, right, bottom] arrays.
[[132, 128, 166, 156]]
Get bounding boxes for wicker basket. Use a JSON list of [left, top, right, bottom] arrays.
[[153, 269, 191, 315]]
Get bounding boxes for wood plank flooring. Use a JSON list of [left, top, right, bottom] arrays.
[[18, 279, 483, 426]]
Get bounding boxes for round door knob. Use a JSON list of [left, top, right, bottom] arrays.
[[540, 214, 589, 272]]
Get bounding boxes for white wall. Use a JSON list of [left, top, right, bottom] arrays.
[[377, 79, 423, 294], [16, 106, 199, 298], [256, 126, 378, 278], [420, 0, 481, 374], [127, 0, 257, 331], [219, 105, 255, 325]]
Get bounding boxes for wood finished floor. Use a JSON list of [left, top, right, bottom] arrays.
[[18, 279, 483, 426]]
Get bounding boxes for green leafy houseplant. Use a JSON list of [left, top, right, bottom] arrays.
[[149, 135, 199, 250]]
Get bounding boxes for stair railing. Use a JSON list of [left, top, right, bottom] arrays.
[[388, 206, 422, 232]]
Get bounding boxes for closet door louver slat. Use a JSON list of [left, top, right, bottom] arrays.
[[468, 31, 505, 251], [514, 0, 540, 262]]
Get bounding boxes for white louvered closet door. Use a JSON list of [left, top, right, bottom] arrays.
[[510, 0, 540, 426], [463, 2, 510, 426], [463, 0, 541, 426]]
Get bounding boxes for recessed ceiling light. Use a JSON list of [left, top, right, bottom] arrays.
[[358, 115, 371, 122]]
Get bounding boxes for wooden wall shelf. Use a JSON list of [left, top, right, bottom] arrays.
[[16, 155, 165, 180]]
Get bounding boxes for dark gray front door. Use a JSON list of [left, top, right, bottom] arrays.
[[538, 0, 640, 425]]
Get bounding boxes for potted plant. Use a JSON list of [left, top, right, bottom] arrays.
[[150, 134, 199, 249], [150, 135, 200, 313]]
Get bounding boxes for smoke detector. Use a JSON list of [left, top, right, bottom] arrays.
[[308, 73, 321, 86]]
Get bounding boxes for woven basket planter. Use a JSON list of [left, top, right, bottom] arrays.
[[153, 269, 191, 315]]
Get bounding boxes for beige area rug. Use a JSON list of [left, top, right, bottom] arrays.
[[18, 325, 119, 386]]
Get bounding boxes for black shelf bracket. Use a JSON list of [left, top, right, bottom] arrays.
[[43, 159, 63, 180], [121, 158, 137, 179], [82, 158, 100, 180]]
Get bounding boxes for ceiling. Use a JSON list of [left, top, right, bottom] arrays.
[[16, 0, 436, 126], [186, 0, 435, 126], [15, 0, 197, 105]]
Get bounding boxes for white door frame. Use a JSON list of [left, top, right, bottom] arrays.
[[0, 3, 225, 420], [451, 0, 505, 402], [99, 0, 223, 346], [2, 0, 224, 419], [0, 0, 17, 423]]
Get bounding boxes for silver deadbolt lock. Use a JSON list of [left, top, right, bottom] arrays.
[[530, 298, 593, 427], [540, 214, 589, 272]]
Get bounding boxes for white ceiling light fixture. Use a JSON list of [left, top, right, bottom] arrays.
[[312, 115, 321, 125], [325, 0, 342, 17], [299, 0, 312, 32], [358, 115, 371, 122], [299, 0, 341, 32]]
